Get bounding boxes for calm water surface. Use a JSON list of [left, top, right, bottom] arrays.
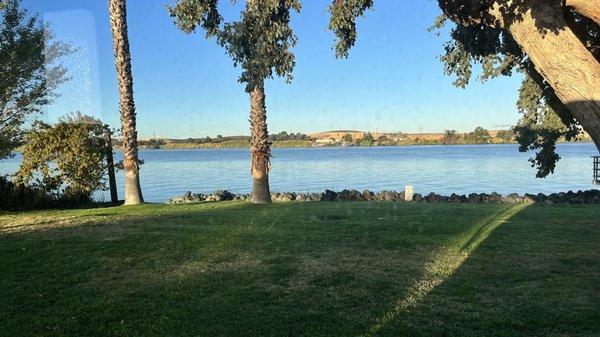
[[1, 143, 597, 202]]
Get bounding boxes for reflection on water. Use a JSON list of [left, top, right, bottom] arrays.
[[1, 143, 597, 202]]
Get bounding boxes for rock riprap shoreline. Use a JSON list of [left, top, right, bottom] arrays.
[[168, 189, 600, 205]]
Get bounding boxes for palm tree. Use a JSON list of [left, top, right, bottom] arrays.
[[108, 0, 144, 205], [169, 0, 300, 204], [249, 84, 271, 203]]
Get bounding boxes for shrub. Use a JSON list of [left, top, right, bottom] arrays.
[[0, 176, 53, 211], [14, 116, 110, 205]]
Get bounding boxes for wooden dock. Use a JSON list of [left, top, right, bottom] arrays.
[[594, 156, 600, 185]]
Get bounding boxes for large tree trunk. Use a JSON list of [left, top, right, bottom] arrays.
[[507, 1, 600, 152], [439, 0, 600, 153], [564, 0, 600, 26], [249, 85, 272, 204], [109, 0, 144, 205]]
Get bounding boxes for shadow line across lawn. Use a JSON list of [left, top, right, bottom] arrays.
[[364, 203, 529, 337]]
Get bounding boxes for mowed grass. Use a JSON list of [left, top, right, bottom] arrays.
[[0, 202, 599, 337]]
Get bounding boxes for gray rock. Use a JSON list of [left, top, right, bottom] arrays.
[[426, 192, 440, 202], [349, 189, 363, 201], [362, 190, 374, 201], [168, 188, 600, 205], [272, 192, 296, 202], [467, 193, 480, 203], [191, 193, 204, 202], [295, 193, 309, 202], [503, 193, 520, 203], [382, 191, 397, 201], [310, 193, 323, 202], [488, 192, 502, 203], [449, 193, 462, 203], [336, 189, 351, 201], [323, 190, 337, 201]]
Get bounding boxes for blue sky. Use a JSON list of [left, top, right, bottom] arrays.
[[24, 0, 523, 139]]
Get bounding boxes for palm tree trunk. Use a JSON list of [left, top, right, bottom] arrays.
[[109, 0, 144, 205], [249, 85, 272, 204]]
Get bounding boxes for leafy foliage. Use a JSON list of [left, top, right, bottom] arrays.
[[431, 6, 600, 177], [15, 114, 110, 203], [464, 126, 491, 144], [512, 68, 580, 177], [0, 175, 55, 211], [169, 0, 301, 92], [0, 0, 72, 160], [495, 129, 514, 142], [328, 0, 373, 58], [139, 138, 166, 149], [337, 1, 598, 176], [441, 129, 462, 144], [358, 132, 374, 146], [269, 131, 311, 141], [166, 0, 221, 37]]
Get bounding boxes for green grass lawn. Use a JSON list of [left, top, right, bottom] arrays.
[[1, 202, 599, 337]]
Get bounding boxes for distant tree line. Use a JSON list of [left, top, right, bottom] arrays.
[[441, 127, 512, 145], [336, 128, 518, 147], [269, 131, 313, 142], [136, 132, 314, 148]]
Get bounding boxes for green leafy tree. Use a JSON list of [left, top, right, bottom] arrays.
[[334, 0, 600, 177], [0, 0, 72, 160], [169, 0, 301, 203], [342, 133, 353, 142], [496, 129, 514, 142], [168, 0, 377, 202], [144, 138, 166, 149], [328, 0, 374, 58], [269, 131, 310, 141], [15, 115, 110, 203], [464, 126, 491, 144], [431, 1, 600, 177], [441, 129, 461, 144], [361, 132, 375, 146]]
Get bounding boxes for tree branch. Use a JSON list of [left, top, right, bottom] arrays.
[[564, 0, 600, 26]]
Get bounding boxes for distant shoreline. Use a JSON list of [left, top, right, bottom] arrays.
[[136, 140, 593, 151], [133, 128, 593, 150]]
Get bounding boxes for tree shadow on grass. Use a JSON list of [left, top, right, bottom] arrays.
[[362, 203, 529, 337], [367, 204, 600, 337], [0, 202, 560, 337]]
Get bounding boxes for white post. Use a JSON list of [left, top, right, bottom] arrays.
[[405, 185, 414, 202]]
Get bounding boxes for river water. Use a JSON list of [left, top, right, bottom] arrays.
[[1, 143, 597, 202]]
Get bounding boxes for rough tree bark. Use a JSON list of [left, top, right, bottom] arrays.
[[564, 0, 600, 26], [109, 0, 144, 205], [508, 1, 600, 152], [249, 85, 272, 204], [439, 0, 600, 152]]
